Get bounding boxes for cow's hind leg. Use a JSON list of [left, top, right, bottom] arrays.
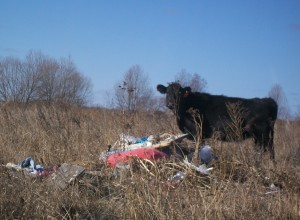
[[254, 132, 275, 160], [252, 136, 263, 166], [262, 119, 275, 160], [253, 134, 265, 153], [266, 128, 275, 160]]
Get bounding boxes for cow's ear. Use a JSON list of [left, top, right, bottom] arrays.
[[183, 87, 191, 97], [157, 84, 167, 94]]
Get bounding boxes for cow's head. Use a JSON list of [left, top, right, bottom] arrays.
[[157, 83, 191, 112]]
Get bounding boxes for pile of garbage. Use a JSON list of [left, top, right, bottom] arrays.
[[100, 133, 215, 175], [2, 133, 215, 191], [100, 133, 187, 167]]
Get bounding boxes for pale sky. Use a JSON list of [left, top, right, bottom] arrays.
[[1, 0, 299, 114]]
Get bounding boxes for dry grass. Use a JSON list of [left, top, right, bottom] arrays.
[[0, 103, 299, 219]]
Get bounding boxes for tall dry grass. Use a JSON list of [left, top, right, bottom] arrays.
[[0, 103, 299, 219]]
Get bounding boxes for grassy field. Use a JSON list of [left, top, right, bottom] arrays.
[[0, 103, 299, 219]]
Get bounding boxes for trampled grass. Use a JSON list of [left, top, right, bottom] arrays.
[[0, 103, 299, 219]]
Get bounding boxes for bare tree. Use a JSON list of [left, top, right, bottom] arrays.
[[268, 84, 290, 119], [22, 52, 41, 103], [175, 69, 207, 92], [0, 57, 23, 102], [36, 56, 59, 103], [114, 65, 154, 111], [59, 58, 92, 105], [0, 51, 92, 106]]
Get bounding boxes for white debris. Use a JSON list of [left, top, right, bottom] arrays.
[[183, 159, 213, 175], [168, 171, 186, 181]]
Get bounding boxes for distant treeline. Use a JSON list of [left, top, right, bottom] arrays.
[[0, 51, 91, 106]]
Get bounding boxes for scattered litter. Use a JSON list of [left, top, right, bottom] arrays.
[[106, 148, 168, 168], [188, 145, 216, 164], [3, 133, 214, 191], [269, 183, 277, 190], [168, 171, 186, 181], [4, 157, 85, 190], [264, 183, 280, 195], [118, 133, 137, 146], [100, 133, 189, 167], [6, 162, 22, 170], [200, 145, 214, 164], [46, 163, 85, 190], [183, 159, 213, 175], [5, 156, 57, 177], [100, 132, 214, 186], [20, 157, 35, 170]]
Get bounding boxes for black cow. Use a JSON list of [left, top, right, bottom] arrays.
[[157, 83, 278, 160]]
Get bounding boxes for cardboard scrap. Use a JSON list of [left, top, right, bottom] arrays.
[[46, 163, 85, 190]]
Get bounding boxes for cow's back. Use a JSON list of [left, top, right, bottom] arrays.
[[184, 93, 277, 137]]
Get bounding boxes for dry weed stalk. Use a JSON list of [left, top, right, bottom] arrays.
[[188, 108, 204, 165], [225, 101, 246, 141], [225, 102, 251, 163]]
